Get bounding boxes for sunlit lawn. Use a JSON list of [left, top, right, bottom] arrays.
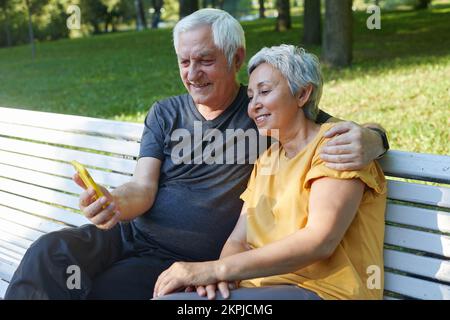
[[0, 5, 449, 155]]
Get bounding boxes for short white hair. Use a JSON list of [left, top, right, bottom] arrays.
[[248, 45, 323, 121], [173, 8, 246, 68]]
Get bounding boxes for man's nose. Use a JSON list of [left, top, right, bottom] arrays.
[[187, 63, 201, 82]]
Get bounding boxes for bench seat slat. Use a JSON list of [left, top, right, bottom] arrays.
[[0, 251, 21, 267], [387, 180, 450, 209], [385, 225, 450, 257], [0, 260, 16, 282], [384, 249, 450, 282], [379, 150, 450, 184], [0, 278, 10, 299], [0, 245, 24, 262], [385, 271, 450, 300], [383, 295, 399, 300], [0, 229, 33, 250], [0, 122, 140, 157], [386, 203, 450, 234], [0, 238, 27, 256], [0, 218, 45, 242], [0, 191, 89, 227], [0, 137, 136, 174], [0, 107, 144, 141], [0, 150, 132, 188], [0, 177, 80, 210]]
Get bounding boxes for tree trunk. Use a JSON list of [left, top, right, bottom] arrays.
[[25, 0, 35, 59], [93, 20, 101, 34], [303, 0, 321, 45], [3, 9, 12, 47], [415, 0, 431, 9], [323, 0, 352, 67], [152, 0, 163, 28], [275, 0, 291, 31], [135, 0, 147, 30], [259, 0, 265, 18], [179, 0, 199, 19], [104, 15, 110, 32], [217, 0, 224, 9]]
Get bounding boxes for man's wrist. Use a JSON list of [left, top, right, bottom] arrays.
[[369, 127, 390, 158]]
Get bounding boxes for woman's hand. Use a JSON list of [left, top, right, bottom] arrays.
[[153, 261, 220, 298], [189, 281, 238, 300]]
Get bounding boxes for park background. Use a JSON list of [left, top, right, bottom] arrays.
[[0, 0, 449, 155]]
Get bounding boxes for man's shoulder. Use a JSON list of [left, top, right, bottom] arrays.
[[147, 93, 192, 121], [153, 93, 191, 110]]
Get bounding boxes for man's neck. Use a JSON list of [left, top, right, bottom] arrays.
[[197, 84, 240, 121]]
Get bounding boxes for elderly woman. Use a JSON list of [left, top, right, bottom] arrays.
[[153, 45, 387, 300]]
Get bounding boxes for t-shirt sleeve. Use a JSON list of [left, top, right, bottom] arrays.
[[139, 102, 165, 161], [304, 138, 386, 195], [240, 162, 258, 203]]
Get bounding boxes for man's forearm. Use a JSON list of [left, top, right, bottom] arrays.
[[112, 181, 158, 222]]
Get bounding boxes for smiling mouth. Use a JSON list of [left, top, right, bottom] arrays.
[[255, 114, 271, 123], [190, 83, 210, 89]]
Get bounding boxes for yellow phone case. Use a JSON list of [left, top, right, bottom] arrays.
[[71, 160, 105, 200]]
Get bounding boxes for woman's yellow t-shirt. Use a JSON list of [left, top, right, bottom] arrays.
[[239, 123, 387, 300]]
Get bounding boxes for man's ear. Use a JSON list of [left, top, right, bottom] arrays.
[[297, 84, 314, 108], [234, 47, 246, 70]]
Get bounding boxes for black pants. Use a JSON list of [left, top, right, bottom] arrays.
[[5, 223, 177, 300]]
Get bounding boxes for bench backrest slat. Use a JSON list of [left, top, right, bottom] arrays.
[[387, 180, 450, 209], [0, 205, 66, 234], [0, 107, 144, 141], [0, 150, 131, 188], [378, 150, 450, 184], [385, 225, 450, 257], [384, 272, 450, 300], [0, 137, 137, 174], [386, 203, 450, 234], [0, 123, 140, 158], [0, 177, 80, 211], [0, 163, 88, 195], [384, 249, 450, 283]]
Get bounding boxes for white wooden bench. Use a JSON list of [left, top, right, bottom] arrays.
[[0, 106, 449, 300]]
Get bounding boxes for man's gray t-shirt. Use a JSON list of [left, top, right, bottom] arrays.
[[133, 85, 332, 262], [133, 85, 258, 261]]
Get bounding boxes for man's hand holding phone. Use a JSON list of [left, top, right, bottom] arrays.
[[72, 161, 121, 230]]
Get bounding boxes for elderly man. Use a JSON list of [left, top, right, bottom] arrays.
[[5, 9, 388, 300]]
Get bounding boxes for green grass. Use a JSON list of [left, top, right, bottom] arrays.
[[0, 6, 449, 155]]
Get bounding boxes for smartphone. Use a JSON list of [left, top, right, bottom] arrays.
[[71, 160, 105, 201]]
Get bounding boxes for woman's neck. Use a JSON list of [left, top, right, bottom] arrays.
[[280, 117, 321, 159]]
